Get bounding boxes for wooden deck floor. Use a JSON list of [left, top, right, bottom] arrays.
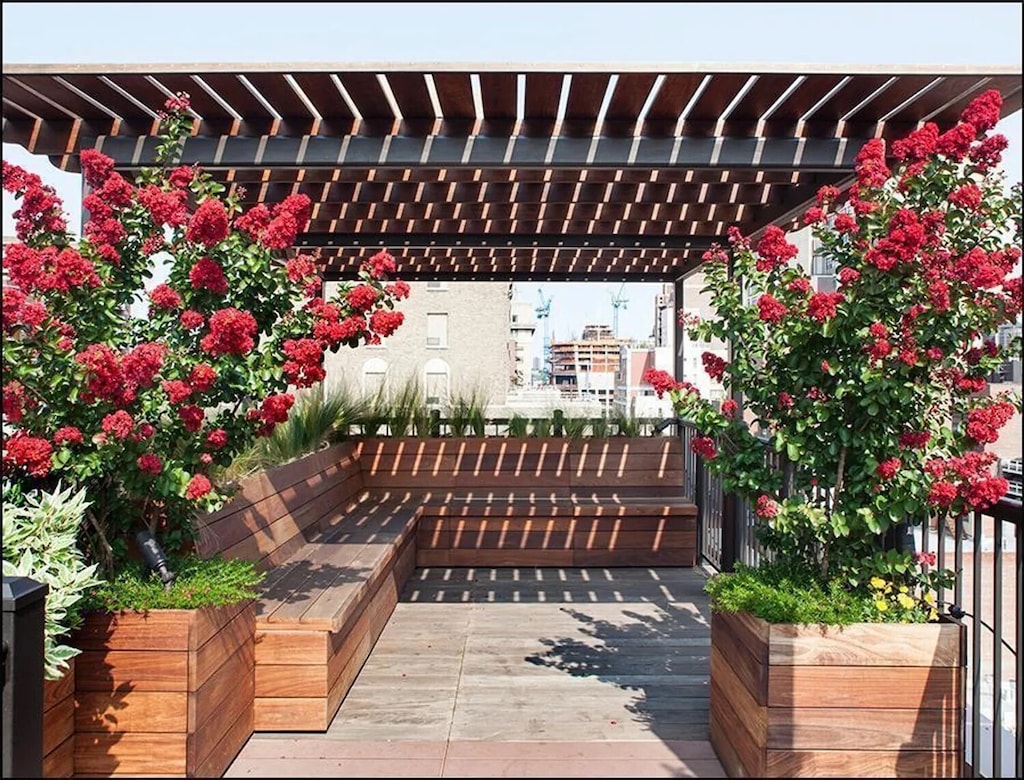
[[226, 566, 724, 778]]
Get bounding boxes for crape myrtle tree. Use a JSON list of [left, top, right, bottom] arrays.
[[646, 89, 1022, 621], [2, 93, 411, 577]]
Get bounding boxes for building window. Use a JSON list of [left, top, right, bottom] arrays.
[[362, 357, 388, 397], [424, 358, 449, 406], [811, 240, 838, 277], [426, 281, 448, 291], [426, 313, 448, 347]]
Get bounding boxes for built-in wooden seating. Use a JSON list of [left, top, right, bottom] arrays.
[[197, 443, 419, 731], [357, 437, 697, 568], [199, 436, 696, 732]]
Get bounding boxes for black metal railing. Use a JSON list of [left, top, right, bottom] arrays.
[[678, 418, 1022, 778]]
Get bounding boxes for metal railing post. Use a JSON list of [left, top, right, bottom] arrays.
[[2, 576, 49, 779]]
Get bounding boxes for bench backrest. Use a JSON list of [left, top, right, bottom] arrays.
[[197, 441, 364, 570], [355, 436, 685, 499]]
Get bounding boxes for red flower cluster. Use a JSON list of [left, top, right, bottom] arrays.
[[2, 160, 67, 239], [2, 433, 53, 477], [2, 381, 30, 423], [854, 138, 890, 188], [250, 393, 296, 437], [149, 283, 182, 311], [948, 183, 983, 211], [755, 494, 778, 519], [137, 453, 163, 476], [186, 199, 230, 247], [721, 399, 738, 418], [185, 473, 213, 500], [833, 213, 857, 234], [641, 368, 694, 399], [3, 244, 101, 294], [806, 292, 843, 322], [189, 256, 229, 295], [755, 226, 798, 272], [891, 122, 939, 163], [259, 195, 312, 250], [200, 308, 257, 356], [162, 379, 192, 404], [960, 89, 1002, 133], [101, 410, 135, 439], [137, 185, 189, 228], [282, 338, 326, 388], [180, 309, 205, 330], [690, 436, 717, 460], [385, 280, 411, 299], [787, 277, 811, 295], [346, 284, 380, 312], [364, 251, 397, 280], [876, 458, 902, 481], [369, 310, 404, 338], [965, 402, 1016, 444], [53, 426, 83, 446], [178, 405, 205, 432], [285, 255, 318, 283], [205, 429, 229, 450], [189, 364, 217, 392], [926, 452, 1008, 510], [701, 352, 727, 381], [778, 392, 794, 409], [898, 431, 931, 449], [757, 294, 787, 324]]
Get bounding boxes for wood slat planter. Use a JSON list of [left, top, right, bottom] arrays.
[[71, 600, 255, 777], [710, 611, 965, 778], [42, 657, 75, 778]]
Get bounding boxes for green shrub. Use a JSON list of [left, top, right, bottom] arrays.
[[507, 414, 529, 437], [2, 482, 103, 680], [388, 377, 426, 437], [84, 554, 264, 612], [562, 415, 590, 439], [590, 415, 610, 438], [703, 562, 923, 625], [447, 387, 489, 436]]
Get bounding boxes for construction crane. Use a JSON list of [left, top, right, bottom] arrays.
[[610, 282, 629, 338], [535, 288, 553, 384]]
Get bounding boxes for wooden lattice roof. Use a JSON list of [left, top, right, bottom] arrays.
[[3, 62, 1021, 281]]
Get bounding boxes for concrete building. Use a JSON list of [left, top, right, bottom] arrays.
[[509, 294, 537, 389], [324, 280, 514, 409], [548, 324, 626, 409]]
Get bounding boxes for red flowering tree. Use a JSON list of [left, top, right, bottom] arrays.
[[2, 93, 410, 577], [645, 89, 1021, 621]]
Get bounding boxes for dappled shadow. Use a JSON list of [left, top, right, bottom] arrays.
[[525, 599, 711, 735]]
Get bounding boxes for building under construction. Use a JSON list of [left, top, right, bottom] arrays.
[[548, 325, 628, 407]]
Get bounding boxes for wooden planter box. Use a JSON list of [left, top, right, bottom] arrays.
[[71, 600, 255, 777], [42, 657, 76, 777], [710, 611, 964, 778]]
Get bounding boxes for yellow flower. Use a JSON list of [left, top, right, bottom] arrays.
[[897, 593, 915, 610], [870, 577, 886, 590], [898, 585, 909, 594], [875, 600, 889, 611], [924, 591, 936, 604]]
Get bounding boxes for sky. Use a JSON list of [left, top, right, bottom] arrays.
[[3, 2, 1022, 349]]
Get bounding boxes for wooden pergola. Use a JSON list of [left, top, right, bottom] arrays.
[[3, 62, 1020, 284]]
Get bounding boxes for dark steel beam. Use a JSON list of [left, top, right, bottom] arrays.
[[296, 232, 716, 251], [319, 267, 686, 283], [92, 133, 870, 172]]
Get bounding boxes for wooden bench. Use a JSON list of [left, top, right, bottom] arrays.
[[355, 437, 697, 568], [199, 435, 696, 733], [197, 443, 419, 732]]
